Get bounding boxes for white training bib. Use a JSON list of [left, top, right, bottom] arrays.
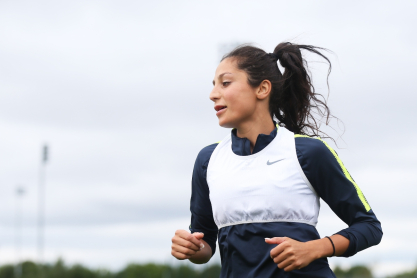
[[207, 126, 320, 229]]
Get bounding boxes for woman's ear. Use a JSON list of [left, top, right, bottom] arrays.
[[256, 80, 272, 100]]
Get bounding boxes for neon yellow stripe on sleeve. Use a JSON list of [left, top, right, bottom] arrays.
[[295, 134, 371, 212]]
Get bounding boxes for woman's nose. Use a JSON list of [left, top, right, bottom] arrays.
[[209, 87, 220, 102]]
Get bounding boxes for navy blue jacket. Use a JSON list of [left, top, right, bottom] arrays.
[[190, 127, 382, 277]]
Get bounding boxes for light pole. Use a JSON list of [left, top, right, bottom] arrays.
[[37, 144, 48, 265], [15, 186, 25, 278]]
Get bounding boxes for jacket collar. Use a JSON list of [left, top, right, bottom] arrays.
[[231, 125, 278, 156]]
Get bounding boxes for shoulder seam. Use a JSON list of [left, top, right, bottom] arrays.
[[294, 134, 313, 139]]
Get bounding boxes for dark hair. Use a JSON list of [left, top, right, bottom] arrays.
[[222, 42, 336, 138]]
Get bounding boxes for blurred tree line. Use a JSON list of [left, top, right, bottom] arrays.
[[386, 267, 417, 278], [0, 260, 416, 278], [333, 265, 417, 278], [0, 260, 221, 278], [333, 265, 373, 277]]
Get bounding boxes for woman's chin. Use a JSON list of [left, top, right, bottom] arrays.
[[218, 119, 235, 129]]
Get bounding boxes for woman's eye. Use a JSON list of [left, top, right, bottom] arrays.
[[222, 81, 230, 86]]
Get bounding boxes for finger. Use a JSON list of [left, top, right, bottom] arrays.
[[185, 233, 205, 249], [177, 231, 203, 250], [273, 247, 292, 265], [172, 236, 200, 251], [193, 232, 205, 241], [284, 262, 299, 272], [273, 250, 286, 264], [192, 233, 206, 249], [172, 244, 197, 257], [265, 237, 287, 245], [274, 242, 296, 263], [171, 250, 190, 260], [276, 256, 293, 269], [270, 241, 288, 258]]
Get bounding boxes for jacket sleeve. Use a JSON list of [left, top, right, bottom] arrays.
[[189, 143, 219, 257], [295, 136, 383, 257]]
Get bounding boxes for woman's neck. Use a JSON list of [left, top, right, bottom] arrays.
[[235, 117, 275, 153]]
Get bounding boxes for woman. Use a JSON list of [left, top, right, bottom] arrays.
[[171, 42, 382, 277]]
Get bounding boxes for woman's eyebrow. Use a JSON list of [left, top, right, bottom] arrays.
[[212, 72, 232, 85]]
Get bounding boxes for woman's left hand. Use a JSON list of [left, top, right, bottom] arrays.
[[265, 237, 319, 272]]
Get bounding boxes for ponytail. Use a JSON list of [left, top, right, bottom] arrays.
[[222, 42, 334, 138]]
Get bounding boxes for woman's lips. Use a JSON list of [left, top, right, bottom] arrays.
[[214, 105, 227, 116], [216, 107, 227, 116]]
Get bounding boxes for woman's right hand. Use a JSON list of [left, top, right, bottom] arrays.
[[171, 229, 205, 260]]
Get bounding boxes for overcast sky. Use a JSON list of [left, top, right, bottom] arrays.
[[0, 1, 416, 277]]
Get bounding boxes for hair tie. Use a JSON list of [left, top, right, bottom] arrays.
[[275, 50, 284, 59], [267, 53, 278, 61], [325, 236, 336, 257]]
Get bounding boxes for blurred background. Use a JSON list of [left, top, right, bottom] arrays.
[[0, 0, 416, 277]]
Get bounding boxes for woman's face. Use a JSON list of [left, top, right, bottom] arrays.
[[210, 58, 259, 128]]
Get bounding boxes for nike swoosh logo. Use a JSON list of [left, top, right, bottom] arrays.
[[267, 159, 283, 165]]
